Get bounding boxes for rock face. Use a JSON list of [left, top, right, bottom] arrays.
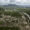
[[0, 12, 30, 30]]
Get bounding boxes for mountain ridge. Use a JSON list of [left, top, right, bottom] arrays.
[[0, 4, 30, 8]]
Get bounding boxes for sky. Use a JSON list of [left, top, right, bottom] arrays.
[[0, 0, 30, 5]]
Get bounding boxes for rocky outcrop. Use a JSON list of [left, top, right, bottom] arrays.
[[0, 12, 30, 30]]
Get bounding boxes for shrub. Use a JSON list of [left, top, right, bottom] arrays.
[[11, 11, 22, 18], [0, 7, 4, 12], [0, 27, 20, 30], [25, 10, 30, 15], [4, 11, 11, 15], [0, 21, 4, 24]]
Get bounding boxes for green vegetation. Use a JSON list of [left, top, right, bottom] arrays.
[[0, 27, 20, 30], [0, 7, 30, 30], [25, 10, 30, 15], [4, 11, 22, 18], [11, 11, 22, 17], [0, 21, 4, 24], [4, 11, 11, 15]]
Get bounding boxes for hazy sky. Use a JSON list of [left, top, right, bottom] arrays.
[[0, 0, 30, 5]]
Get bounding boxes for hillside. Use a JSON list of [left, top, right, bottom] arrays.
[[0, 7, 30, 30]]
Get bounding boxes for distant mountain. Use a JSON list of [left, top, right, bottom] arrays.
[[0, 4, 30, 8], [3, 4, 17, 7], [2, 4, 24, 8]]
